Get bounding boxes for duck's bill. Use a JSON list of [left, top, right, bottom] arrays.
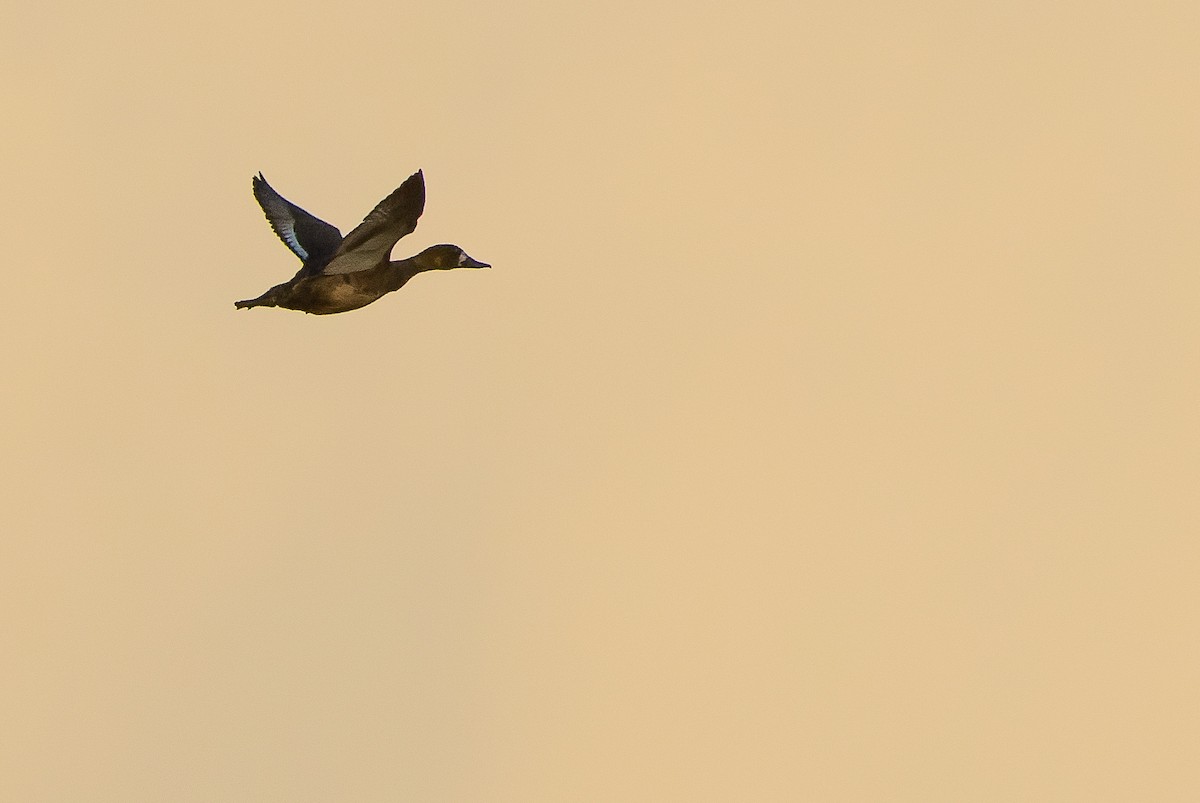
[[463, 257, 490, 269]]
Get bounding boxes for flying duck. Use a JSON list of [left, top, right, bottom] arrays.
[[235, 170, 488, 314]]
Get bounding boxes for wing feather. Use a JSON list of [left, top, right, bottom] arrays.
[[321, 171, 425, 275], [252, 174, 343, 274]]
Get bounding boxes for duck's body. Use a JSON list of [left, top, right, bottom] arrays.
[[236, 249, 484, 315], [236, 170, 488, 315]]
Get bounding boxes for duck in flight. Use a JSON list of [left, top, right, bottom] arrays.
[[236, 170, 488, 314]]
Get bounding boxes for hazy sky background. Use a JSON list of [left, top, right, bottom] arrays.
[[3, 1, 1198, 799]]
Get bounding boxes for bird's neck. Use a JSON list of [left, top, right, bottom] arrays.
[[382, 258, 428, 291]]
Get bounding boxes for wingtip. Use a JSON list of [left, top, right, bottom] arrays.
[[402, 169, 426, 195]]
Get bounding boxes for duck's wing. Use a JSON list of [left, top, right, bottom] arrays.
[[320, 170, 425, 275], [252, 174, 343, 272]]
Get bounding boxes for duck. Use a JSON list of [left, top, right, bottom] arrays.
[[235, 170, 489, 314]]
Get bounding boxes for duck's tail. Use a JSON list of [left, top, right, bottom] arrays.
[[234, 289, 279, 310]]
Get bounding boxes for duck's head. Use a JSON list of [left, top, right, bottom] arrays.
[[414, 244, 490, 271]]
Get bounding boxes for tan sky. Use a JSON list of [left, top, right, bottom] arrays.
[[3, 1, 1199, 799]]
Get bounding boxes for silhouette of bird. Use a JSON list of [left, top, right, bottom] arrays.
[[236, 170, 488, 314]]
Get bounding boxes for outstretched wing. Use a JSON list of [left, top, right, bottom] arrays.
[[252, 174, 343, 275], [320, 170, 425, 275]]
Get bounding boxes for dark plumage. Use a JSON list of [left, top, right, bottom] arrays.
[[236, 170, 488, 314]]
